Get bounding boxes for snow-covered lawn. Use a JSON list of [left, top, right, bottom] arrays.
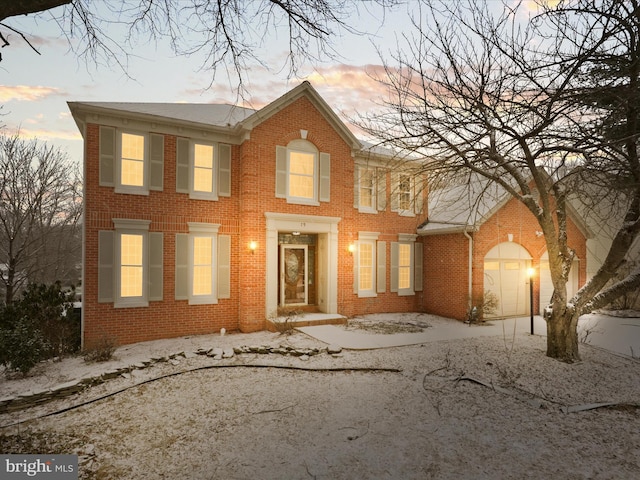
[[1, 313, 639, 479]]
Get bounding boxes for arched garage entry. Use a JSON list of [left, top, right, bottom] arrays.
[[484, 242, 532, 318], [539, 251, 579, 309]]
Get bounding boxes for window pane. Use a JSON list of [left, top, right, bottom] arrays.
[[290, 152, 314, 174], [359, 243, 373, 290], [193, 144, 214, 193], [399, 243, 411, 289], [121, 159, 144, 186], [289, 176, 314, 198], [194, 167, 213, 192], [399, 174, 412, 211], [121, 133, 145, 187], [288, 151, 316, 199], [360, 169, 374, 208], [122, 133, 144, 160], [194, 144, 214, 168], [193, 237, 212, 296], [120, 234, 143, 297], [193, 266, 212, 295]]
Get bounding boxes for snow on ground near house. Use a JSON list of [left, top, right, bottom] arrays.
[[1, 312, 639, 479]]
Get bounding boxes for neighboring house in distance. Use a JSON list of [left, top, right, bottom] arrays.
[[419, 176, 589, 321], [69, 82, 428, 348]]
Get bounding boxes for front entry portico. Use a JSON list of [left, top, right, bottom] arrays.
[[265, 212, 340, 319]]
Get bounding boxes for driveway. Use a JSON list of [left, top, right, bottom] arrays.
[[298, 312, 640, 358]]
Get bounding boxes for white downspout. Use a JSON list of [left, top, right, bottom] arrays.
[[463, 229, 473, 310]]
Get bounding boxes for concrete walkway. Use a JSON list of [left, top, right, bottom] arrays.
[[298, 314, 640, 358]]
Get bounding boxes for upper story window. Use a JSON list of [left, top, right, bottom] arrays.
[[359, 168, 376, 211], [354, 165, 387, 213], [193, 143, 215, 196], [398, 174, 412, 212], [99, 126, 164, 195], [276, 139, 330, 205], [289, 150, 316, 200], [391, 171, 424, 217], [176, 138, 231, 200], [120, 133, 145, 188]]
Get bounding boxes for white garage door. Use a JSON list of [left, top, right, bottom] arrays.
[[539, 251, 579, 309], [484, 242, 532, 318]]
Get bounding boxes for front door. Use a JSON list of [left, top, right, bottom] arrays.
[[280, 245, 308, 306]]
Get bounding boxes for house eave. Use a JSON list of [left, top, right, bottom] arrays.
[[417, 223, 478, 236], [67, 101, 248, 144]]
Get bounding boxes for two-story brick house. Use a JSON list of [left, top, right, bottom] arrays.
[[70, 81, 588, 348], [70, 82, 430, 348]]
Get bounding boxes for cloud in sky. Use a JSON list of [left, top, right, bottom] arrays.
[[6, 126, 82, 142], [0, 85, 62, 102]]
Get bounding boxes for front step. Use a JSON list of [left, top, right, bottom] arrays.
[[266, 312, 347, 332]]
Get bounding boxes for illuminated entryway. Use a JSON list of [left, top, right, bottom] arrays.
[[483, 242, 532, 318], [265, 212, 340, 319]]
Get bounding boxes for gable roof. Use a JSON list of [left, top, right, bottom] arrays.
[[68, 81, 362, 150], [419, 175, 509, 235], [240, 81, 361, 149], [419, 174, 592, 238]]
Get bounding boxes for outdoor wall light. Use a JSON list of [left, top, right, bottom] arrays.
[[249, 241, 257, 253], [348, 243, 356, 254]]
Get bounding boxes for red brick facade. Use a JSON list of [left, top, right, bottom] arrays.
[[75, 83, 428, 348], [74, 82, 587, 348], [422, 196, 587, 320]]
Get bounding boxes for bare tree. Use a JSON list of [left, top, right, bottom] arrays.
[[0, 0, 398, 91], [0, 133, 81, 304], [358, 0, 640, 362]]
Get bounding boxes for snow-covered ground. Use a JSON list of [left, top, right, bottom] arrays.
[[1, 312, 639, 479]]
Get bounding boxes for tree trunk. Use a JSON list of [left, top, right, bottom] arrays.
[[546, 309, 581, 362]]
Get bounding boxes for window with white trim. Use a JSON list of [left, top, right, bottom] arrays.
[[275, 140, 330, 205], [175, 223, 231, 304], [98, 126, 164, 195], [398, 174, 412, 212], [391, 234, 423, 296], [176, 139, 232, 200], [354, 232, 385, 297], [359, 167, 376, 212], [359, 241, 375, 295], [398, 243, 412, 290], [391, 172, 424, 217], [120, 133, 145, 188], [98, 219, 164, 308]]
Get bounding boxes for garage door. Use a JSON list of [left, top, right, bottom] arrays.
[[484, 242, 532, 318], [539, 251, 579, 309]]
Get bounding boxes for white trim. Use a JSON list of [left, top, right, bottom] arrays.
[[113, 219, 151, 308], [357, 166, 377, 214], [187, 223, 221, 305], [189, 140, 218, 201], [265, 213, 340, 318], [115, 130, 150, 196]]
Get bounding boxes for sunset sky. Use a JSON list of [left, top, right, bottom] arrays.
[[0, 1, 535, 167]]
